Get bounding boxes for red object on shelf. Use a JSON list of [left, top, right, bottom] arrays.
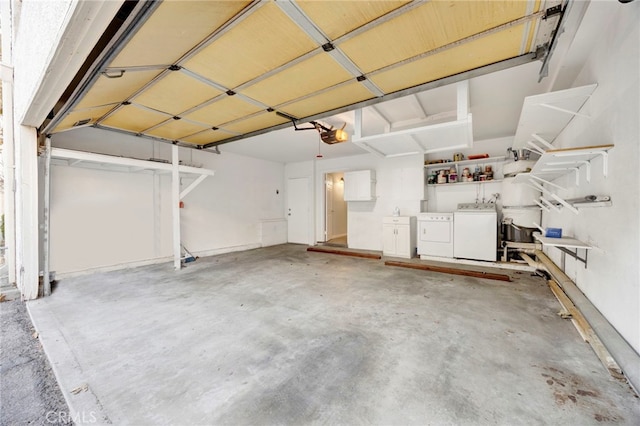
[[468, 154, 490, 160], [179, 201, 184, 208]]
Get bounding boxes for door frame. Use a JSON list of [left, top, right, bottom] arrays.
[[286, 176, 311, 245], [319, 169, 348, 245]]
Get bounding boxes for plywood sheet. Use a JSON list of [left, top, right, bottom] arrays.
[[101, 105, 170, 133], [54, 104, 117, 132], [110, 1, 251, 67], [280, 82, 374, 119], [370, 27, 524, 94], [240, 53, 353, 107], [184, 96, 263, 127], [340, 0, 528, 73], [76, 70, 161, 110], [181, 129, 233, 145], [133, 72, 221, 116], [223, 112, 289, 134], [145, 119, 209, 140], [182, 2, 317, 88], [296, 1, 410, 39]]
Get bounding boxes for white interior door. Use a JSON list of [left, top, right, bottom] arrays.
[[287, 177, 310, 244]]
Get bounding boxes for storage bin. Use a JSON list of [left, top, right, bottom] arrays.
[[545, 228, 563, 238]]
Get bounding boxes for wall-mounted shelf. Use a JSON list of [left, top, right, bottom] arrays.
[[512, 144, 613, 185], [534, 234, 592, 268], [513, 84, 598, 150], [512, 144, 613, 214], [425, 156, 505, 172], [51, 147, 215, 178], [427, 179, 503, 187]]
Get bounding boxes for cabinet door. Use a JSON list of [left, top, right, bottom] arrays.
[[344, 170, 374, 201], [382, 224, 397, 255], [395, 224, 411, 257], [343, 172, 357, 201]]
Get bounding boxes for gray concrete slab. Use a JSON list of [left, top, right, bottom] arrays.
[[28, 244, 639, 425]]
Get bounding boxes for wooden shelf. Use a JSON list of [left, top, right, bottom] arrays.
[[524, 144, 613, 183], [511, 144, 614, 214]]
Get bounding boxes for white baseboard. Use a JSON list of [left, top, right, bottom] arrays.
[[55, 256, 173, 279], [192, 243, 262, 258], [55, 243, 263, 279]]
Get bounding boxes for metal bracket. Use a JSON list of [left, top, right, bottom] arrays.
[[543, 4, 563, 20], [557, 246, 589, 268]]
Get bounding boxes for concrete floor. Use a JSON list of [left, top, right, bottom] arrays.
[[28, 244, 639, 425]]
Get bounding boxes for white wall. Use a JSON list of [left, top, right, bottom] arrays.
[[542, 3, 639, 354], [49, 165, 165, 273], [285, 152, 425, 250], [51, 128, 285, 274]]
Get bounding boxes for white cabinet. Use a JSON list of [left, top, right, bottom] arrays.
[[382, 216, 416, 259], [344, 170, 376, 201]]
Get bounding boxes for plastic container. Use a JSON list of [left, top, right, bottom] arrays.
[[545, 228, 563, 238]]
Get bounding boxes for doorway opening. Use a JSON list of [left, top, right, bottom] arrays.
[[323, 172, 348, 247]]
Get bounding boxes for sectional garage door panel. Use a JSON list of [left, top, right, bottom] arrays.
[[48, 0, 561, 148]]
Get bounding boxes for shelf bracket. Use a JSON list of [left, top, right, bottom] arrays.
[[180, 174, 208, 200], [557, 246, 589, 268], [527, 140, 547, 155], [539, 196, 560, 212], [538, 103, 591, 119], [542, 196, 562, 212], [528, 174, 565, 191], [550, 193, 580, 214], [534, 198, 551, 212], [531, 133, 555, 150], [598, 151, 609, 177]]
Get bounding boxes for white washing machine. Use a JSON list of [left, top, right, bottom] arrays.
[[417, 212, 454, 258], [453, 203, 497, 261]]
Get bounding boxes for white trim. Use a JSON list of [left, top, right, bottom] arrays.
[[172, 145, 181, 270]]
